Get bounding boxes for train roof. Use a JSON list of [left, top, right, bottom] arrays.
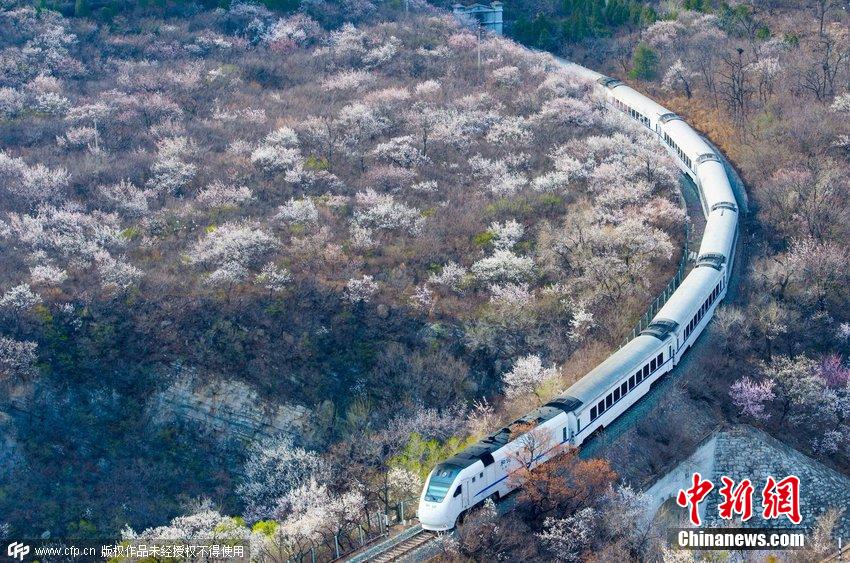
[[697, 159, 737, 209], [442, 403, 570, 469], [557, 334, 666, 408], [661, 118, 713, 159], [653, 267, 723, 325], [603, 82, 669, 120], [698, 208, 738, 262]]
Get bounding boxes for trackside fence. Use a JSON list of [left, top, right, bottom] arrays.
[[621, 222, 691, 348], [280, 498, 419, 563]]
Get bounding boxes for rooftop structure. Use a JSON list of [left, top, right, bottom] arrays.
[[452, 2, 504, 35]]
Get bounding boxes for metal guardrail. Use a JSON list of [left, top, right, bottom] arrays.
[[621, 221, 691, 347], [283, 498, 419, 563], [344, 524, 423, 563]]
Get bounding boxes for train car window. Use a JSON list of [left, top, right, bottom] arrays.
[[480, 472, 484, 478], [472, 477, 476, 483], [657, 353, 663, 365], [453, 485, 462, 497], [598, 399, 605, 413], [563, 427, 568, 442], [643, 365, 650, 377], [620, 382, 628, 395], [629, 375, 635, 388], [650, 358, 657, 371], [614, 388, 621, 401], [636, 370, 642, 382], [606, 395, 613, 408], [591, 405, 597, 420]]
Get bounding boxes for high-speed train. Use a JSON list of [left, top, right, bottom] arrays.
[[418, 63, 740, 531]]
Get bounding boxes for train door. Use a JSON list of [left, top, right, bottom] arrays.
[[461, 479, 471, 510]]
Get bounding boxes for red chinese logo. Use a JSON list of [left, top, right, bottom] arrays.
[[718, 476, 754, 521], [676, 472, 714, 526], [762, 475, 802, 524], [676, 473, 802, 526]]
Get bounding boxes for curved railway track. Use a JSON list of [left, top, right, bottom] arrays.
[[363, 31, 747, 562], [344, 525, 437, 563], [417, 51, 744, 530], [369, 529, 436, 563]]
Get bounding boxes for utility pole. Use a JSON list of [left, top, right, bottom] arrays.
[[477, 23, 482, 73]]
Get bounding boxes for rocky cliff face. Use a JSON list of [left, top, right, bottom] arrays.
[[155, 371, 314, 445]]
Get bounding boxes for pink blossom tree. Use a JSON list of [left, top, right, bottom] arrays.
[[729, 377, 776, 421]]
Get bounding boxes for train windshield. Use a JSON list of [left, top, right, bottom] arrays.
[[424, 464, 459, 502]]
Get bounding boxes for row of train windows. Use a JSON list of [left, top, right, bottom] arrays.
[[589, 352, 665, 422], [683, 281, 723, 340], [614, 99, 650, 128], [662, 132, 693, 170]]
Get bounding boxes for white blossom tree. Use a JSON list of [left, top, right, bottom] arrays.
[[471, 250, 534, 284], [125, 505, 251, 548], [0, 336, 38, 382], [98, 180, 150, 216], [255, 262, 292, 293], [387, 466, 423, 502], [0, 151, 69, 206], [371, 135, 428, 168], [428, 262, 468, 292], [147, 137, 197, 195], [488, 220, 524, 250], [277, 198, 319, 225], [30, 264, 68, 286], [345, 275, 379, 304], [274, 479, 366, 550], [353, 189, 420, 233], [537, 507, 597, 562], [196, 181, 252, 209], [0, 284, 42, 312], [189, 222, 278, 270], [662, 59, 698, 99], [237, 435, 326, 522], [502, 354, 559, 400], [94, 251, 143, 292]]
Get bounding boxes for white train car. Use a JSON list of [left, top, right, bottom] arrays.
[[418, 65, 741, 531]]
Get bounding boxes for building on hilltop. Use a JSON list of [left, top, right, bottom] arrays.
[[452, 2, 504, 35]]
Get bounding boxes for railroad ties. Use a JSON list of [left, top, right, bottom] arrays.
[[369, 529, 436, 563], [344, 525, 437, 563]]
